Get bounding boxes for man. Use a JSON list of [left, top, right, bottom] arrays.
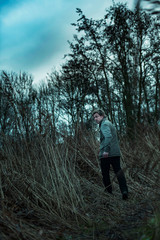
[[93, 109, 128, 200]]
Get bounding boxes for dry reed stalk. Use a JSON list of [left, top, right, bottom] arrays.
[[0, 125, 160, 239]]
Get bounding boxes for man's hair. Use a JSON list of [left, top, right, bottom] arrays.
[[92, 109, 106, 117]]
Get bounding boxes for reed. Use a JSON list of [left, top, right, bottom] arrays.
[[0, 124, 160, 239]]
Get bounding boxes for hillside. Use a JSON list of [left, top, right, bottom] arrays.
[[0, 125, 160, 240]]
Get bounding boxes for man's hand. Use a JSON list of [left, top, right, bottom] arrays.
[[103, 152, 109, 158]]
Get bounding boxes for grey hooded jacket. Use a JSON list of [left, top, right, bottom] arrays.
[[99, 118, 120, 159]]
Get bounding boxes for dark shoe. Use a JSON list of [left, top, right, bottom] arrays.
[[122, 191, 128, 200], [104, 185, 112, 193], [104, 188, 112, 194]]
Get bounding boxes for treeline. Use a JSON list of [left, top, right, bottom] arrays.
[[0, 4, 160, 142]]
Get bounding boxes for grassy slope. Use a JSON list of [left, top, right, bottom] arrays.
[[0, 125, 160, 240]]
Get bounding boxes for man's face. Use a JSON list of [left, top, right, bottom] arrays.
[[93, 113, 104, 124]]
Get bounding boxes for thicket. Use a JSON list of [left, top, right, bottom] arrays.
[[0, 125, 160, 239], [0, 3, 160, 240]]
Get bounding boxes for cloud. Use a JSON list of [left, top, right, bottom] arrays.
[[1, 0, 63, 26], [0, 0, 67, 71], [0, 0, 134, 83]]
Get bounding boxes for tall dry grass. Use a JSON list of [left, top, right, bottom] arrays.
[[0, 125, 160, 240]]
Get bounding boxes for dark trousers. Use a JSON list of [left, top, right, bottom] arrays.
[[100, 156, 128, 194]]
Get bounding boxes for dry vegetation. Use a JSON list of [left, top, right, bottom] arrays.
[[0, 125, 160, 240]]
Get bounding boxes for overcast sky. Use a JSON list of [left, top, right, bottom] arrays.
[[0, 0, 135, 84]]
